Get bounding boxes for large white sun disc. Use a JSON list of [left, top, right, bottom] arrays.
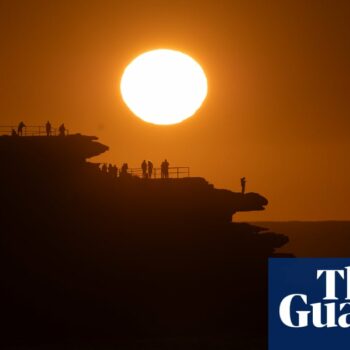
[[120, 49, 208, 125]]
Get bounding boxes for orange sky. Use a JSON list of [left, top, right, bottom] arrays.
[[0, 0, 349, 221]]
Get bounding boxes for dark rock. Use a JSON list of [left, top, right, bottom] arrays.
[[0, 134, 290, 346]]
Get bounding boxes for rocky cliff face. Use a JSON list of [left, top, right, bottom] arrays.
[[0, 134, 290, 345]]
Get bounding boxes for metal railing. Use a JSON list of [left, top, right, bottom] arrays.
[[128, 166, 190, 179], [0, 125, 69, 136]]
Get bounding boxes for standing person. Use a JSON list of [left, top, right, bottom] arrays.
[[108, 164, 113, 176], [147, 161, 153, 178], [240, 177, 246, 194], [124, 163, 129, 175], [120, 163, 129, 176], [45, 121, 52, 136], [113, 165, 118, 178], [17, 121, 26, 136], [163, 159, 169, 178], [161, 161, 165, 178], [58, 123, 66, 136], [141, 160, 147, 178], [101, 163, 107, 173]]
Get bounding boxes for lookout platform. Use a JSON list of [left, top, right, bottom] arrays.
[[0, 125, 69, 136]]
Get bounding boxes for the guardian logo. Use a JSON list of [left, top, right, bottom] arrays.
[[269, 258, 350, 350], [279, 267, 350, 328]]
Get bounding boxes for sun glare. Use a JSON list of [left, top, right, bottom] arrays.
[[120, 49, 208, 125]]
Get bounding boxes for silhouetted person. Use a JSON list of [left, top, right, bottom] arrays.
[[58, 123, 66, 136], [161, 161, 165, 178], [11, 129, 17, 136], [108, 163, 113, 176], [17, 121, 25, 136], [165, 159, 170, 178], [148, 161, 153, 178], [161, 159, 170, 178], [120, 163, 128, 176], [46, 121, 52, 136], [101, 163, 107, 173], [141, 160, 147, 178], [113, 165, 118, 178], [241, 177, 246, 194]]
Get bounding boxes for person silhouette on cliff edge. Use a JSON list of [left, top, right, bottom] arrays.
[[17, 121, 26, 136], [241, 177, 246, 194], [148, 161, 153, 178], [120, 163, 128, 176], [161, 159, 169, 178], [58, 123, 66, 136], [141, 160, 147, 178], [108, 164, 114, 176], [101, 163, 107, 173], [113, 165, 118, 178], [46, 121, 52, 136]]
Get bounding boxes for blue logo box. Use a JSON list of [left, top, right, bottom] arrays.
[[269, 258, 350, 350]]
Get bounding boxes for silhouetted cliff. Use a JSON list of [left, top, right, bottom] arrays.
[[0, 134, 290, 347]]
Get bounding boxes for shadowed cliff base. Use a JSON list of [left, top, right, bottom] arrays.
[[0, 134, 291, 348]]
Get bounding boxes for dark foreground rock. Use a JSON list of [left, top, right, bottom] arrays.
[[0, 134, 290, 347]]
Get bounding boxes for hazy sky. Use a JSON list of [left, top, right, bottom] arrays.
[[0, 0, 349, 221]]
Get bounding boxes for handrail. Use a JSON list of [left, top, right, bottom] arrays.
[[0, 125, 69, 136], [1, 125, 189, 179], [127, 166, 190, 179]]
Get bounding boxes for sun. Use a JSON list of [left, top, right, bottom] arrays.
[[120, 49, 208, 125]]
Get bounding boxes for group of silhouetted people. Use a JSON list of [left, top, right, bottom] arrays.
[[161, 159, 170, 178], [100, 163, 133, 178], [141, 160, 154, 178], [44, 121, 66, 136], [101, 163, 118, 178], [45, 121, 67, 136], [11, 121, 67, 136], [100, 159, 171, 179], [99, 162, 131, 178], [11, 121, 26, 136], [141, 159, 169, 178]]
